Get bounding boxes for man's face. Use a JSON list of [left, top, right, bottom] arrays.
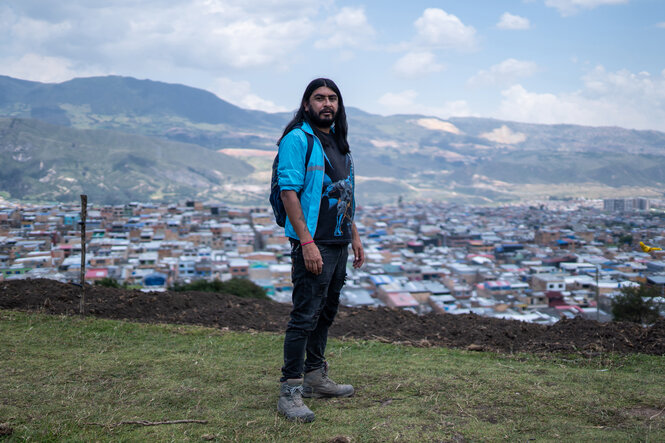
[[304, 86, 338, 130]]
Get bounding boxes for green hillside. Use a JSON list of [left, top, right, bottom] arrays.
[[1, 75, 665, 204], [2, 311, 664, 441], [0, 118, 254, 204], [1, 75, 267, 126], [0, 75, 290, 151]]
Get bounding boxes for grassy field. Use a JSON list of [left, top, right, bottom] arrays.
[[1, 310, 664, 442]]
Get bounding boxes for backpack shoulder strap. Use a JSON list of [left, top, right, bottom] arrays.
[[286, 123, 314, 175], [304, 132, 314, 170]]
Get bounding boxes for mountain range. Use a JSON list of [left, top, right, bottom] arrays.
[[1, 75, 664, 205]]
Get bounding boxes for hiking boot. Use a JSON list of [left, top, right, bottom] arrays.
[[302, 364, 354, 398], [277, 379, 315, 422]]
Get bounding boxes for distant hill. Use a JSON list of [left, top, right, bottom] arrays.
[[1, 75, 664, 204], [0, 75, 283, 126], [0, 75, 290, 151], [346, 112, 665, 204], [0, 118, 254, 204]]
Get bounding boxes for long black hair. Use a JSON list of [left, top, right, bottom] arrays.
[[277, 78, 349, 154]]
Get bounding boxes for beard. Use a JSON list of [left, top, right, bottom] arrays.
[[306, 106, 336, 129]]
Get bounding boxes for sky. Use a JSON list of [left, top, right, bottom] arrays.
[[1, 0, 665, 131]]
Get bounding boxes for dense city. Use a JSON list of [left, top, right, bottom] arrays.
[[1, 197, 664, 325]]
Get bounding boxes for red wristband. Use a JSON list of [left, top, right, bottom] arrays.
[[301, 240, 315, 246]]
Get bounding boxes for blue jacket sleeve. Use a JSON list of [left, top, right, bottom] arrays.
[[277, 129, 307, 193]]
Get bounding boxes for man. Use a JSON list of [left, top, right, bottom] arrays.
[[276, 78, 364, 422]]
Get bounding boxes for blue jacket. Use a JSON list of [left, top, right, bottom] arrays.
[[277, 122, 355, 240]]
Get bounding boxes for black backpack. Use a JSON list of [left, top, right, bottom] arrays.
[[270, 130, 314, 227]]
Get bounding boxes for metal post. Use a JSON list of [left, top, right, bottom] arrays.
[[80, 195, 87, 315], [596, 265, 600, 321]]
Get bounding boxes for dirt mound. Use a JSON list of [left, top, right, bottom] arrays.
[[1, 279, 664, 356]]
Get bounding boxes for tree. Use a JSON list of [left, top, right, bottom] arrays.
[[611, 284, 662, 324], [94, 277, 121, 288], [618, 234, 633, 245], [171, 278, 268, 300], [220, 278, 268, 300], [94, 277, 132, 289]]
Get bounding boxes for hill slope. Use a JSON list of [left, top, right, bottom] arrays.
[[0, 75, 286, 127], [2, 279, 664, 355], [3, 307, 664, 441], [0, 118, 254, 204], [0, 75, 290, 150], [2, 75, 665, 204]]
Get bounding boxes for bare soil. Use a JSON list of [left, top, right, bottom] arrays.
[[1, 279, 664, 356]]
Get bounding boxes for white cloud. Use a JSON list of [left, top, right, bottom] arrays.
[[414, 8, 477, 50], [378, 90, 419, 108], [0, 0, 324, 76], [207, 18, 314, 68], [656, 22, 665, 28], [211, 77, 287, 112], [0, 53, 105, 83], [7, 15, 72, 44], [4, 0, 322, 23], [495, 67, 665, 130], [498, 84, 595, 124], [468, 59, 538, 87], [393, 51, 445, 78], [314, 7, 375, 49], [378, 90, 473, 118], [582, 66, 665, 103], [497, 12, 531, 30], [544, 0, 629, 16]]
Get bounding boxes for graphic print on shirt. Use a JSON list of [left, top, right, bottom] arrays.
[[322, 174, 352, 237], [314, 132, 354, 245], [315, 131, 353, 243]]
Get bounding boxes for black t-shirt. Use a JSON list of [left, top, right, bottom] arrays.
[[314, 130, 353, 244]]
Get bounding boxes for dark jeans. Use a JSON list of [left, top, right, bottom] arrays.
[[281, 242, 348, 381]]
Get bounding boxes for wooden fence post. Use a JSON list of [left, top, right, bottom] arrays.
[[80, 194, 87, 315]]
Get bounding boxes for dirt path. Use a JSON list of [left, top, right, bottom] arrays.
[[1, 279, 664, 355]]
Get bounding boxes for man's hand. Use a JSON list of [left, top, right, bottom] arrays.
[[303, 242, 323, 275], [352, 238, 364, 269], [280, 189, 322, 274], [351, 222, 364, 269]]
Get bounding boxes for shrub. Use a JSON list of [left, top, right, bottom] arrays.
[[94, 277, 121, 288], [611, 284, 662, 324], [172, 278, 268, 300]]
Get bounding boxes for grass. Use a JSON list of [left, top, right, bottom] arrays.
[[1, 310, 664, 442]]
